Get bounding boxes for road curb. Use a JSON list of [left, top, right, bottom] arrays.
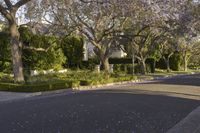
[[167, 106, 200, 133]]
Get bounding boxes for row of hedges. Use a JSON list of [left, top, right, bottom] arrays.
[[0, 75, 137, 92], [80, 76, 137, 86], [81, 56, 180, 72], [0, 80, 80, 92]]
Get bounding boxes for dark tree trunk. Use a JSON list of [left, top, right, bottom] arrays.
[[100, 56, 110, 73], [10, 22, 24, 83], [95, 48, 110, 74]]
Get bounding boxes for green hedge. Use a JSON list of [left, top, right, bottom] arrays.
[[0, 80, 79, 92], [109, 58, 134, 64], [80, 76, 137, 86], [0, 75, 137, 92]]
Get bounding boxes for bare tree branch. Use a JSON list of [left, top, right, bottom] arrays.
[[14, 0, 31, 9], [4, 0, 12, 9]]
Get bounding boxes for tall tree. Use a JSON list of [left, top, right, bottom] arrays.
[[69, 0, 128, 73], [0, 0, 31, 82], [120, 0, 165, 74], [158, 36, 177, 72], [43, 0, 129, 73]]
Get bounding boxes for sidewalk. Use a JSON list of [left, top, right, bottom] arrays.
[[167, 106, 200, 133], [0, 88, 78, 102], [0, 91, 41, 102]]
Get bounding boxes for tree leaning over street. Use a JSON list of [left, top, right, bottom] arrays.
[[0, 0, 31, 83]]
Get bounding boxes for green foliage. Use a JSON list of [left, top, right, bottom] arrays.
[[109, 58, 133, 64], [61, 35, 84, 68], [156, 53, 181, 71], [113, 64, 149, 74], [0, 81, 75, 92], [81, 57, 100, 70], [146, 58, 156, 73], [156, 58, 167, 69], [22, 35, 66, 71], [18, 27, 66, 71], [0, 32, 11, 73], [134, 64, 142, 74], [113, 64, 129, 73], [19, 26, 33, 43], [170, 52, 181, 71], [0, 73, 13, 83], [0, 70, 138, 92]]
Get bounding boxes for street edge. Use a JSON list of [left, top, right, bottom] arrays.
[[167, 106, 200, 133]]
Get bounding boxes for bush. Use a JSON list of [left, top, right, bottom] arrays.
[[81, 58, 99, 70], [80, 80, 100, 86], [109, 58, 133, 64], [113, 76, 137, 82], [0, 73, 13, 83], [170, 52, 181, 71], [0, 80, 79, 92], [156, 58, 167, 69], [61, 35, 84, 68], [113, 62, 154, 74], [132, 64, 141, 74], [146, 58, 156, 73], [0, 70, 139, 92], [0, 32, 11, 73], [113, 64, 121, 72], [22, 35, 66, 71]]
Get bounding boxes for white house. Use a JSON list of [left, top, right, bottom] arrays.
[[83, 40, 127, 61]]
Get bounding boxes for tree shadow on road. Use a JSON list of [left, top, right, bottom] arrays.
[[143, 74, 200, 87]]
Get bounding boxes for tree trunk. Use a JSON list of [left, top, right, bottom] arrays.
[[152, 59, 156, 73], [141, 60, 146, 75], [183, 55, 188, 72], [10, 22, 24, 83], [132, 49, 135, 75], [100, 57, 110, 73], [163, 56, 171, 72], [166, 58, 170, 72]]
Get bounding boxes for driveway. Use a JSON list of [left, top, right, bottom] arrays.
[[0, 74, 199, 133]]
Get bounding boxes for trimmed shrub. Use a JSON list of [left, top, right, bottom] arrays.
[[109, 58, 133, 64], [0, 80, 79, 92], [61, 35, 84, 68], [170, 52, 181, 71], [81, 58, 100, 70], [146, 58, 156, 73], [156, 58, 167, 69]]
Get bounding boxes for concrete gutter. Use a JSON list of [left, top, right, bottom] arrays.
[[167, 106, 200, 133]]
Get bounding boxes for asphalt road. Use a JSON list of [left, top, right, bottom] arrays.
[[0, 75, 200, 133]]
